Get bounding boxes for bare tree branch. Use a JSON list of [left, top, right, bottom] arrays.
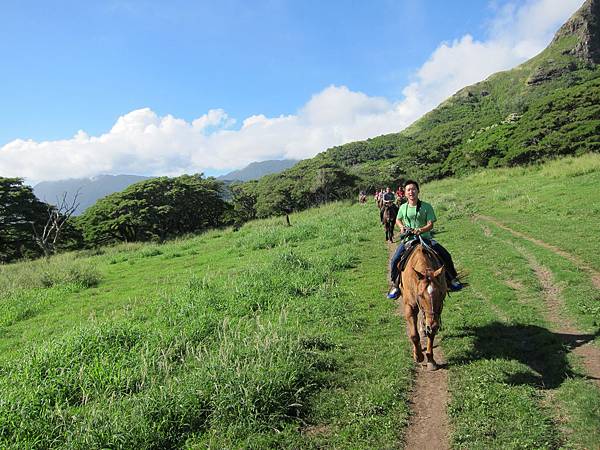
[[32, 189, 81, 257]]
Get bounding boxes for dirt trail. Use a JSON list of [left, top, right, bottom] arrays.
[[387, 242, 450, 450], [475, 218, 600, 386], [403, 353, 450, 450], [517, 246, 600, 387], [476, 215, 600, 289]]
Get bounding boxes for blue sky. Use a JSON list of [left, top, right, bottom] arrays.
[[0, 0, 585, 183]]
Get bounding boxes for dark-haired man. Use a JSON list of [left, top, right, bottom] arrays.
[[387, 179, 463, 299], [379, 187, 396, 223]]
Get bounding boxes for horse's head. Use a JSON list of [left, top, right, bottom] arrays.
[[412, 261, 446, 336]]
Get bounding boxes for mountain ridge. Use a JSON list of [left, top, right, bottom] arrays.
[[33, 159, 299, 214], [217, 159, 299, 181], [33, 175, 150, 215], [552, 0, 599, 63]]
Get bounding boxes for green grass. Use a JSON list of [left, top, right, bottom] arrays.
[[0, 202, 413, 449], [1, 154, 599, 448], [430, 152, 600, 268]]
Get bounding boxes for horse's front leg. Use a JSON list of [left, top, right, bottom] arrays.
[[404, 303, 424, 363], [425, 333, 438, 371]]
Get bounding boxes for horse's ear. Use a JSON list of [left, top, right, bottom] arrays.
[[412, 268, 425, 280], [433, 266, 445, 278]]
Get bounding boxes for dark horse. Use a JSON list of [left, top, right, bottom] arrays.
[[400, 238, 446, 370], [381, 201, 398, 242]]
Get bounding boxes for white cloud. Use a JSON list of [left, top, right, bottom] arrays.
[[0, 0, 584, 184]]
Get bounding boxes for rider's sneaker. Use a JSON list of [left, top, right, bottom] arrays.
[[387, 287, 400, 299], [449, 279, 463, 292]]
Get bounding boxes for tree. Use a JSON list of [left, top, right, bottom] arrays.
[[0, 177, 48, 263], [229, 181, 257, 229], [254, 180, 296, 221], [310, 163, 358, 205], [32, 191, 81, 257], [77, 174, 229, 246]]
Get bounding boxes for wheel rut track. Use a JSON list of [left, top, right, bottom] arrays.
[[387, 241, 450, 450], [475, 216, 600, 387], [476, 214, 600, 290], [517, 245, 600, 387]]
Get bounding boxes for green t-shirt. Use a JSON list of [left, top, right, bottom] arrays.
[[398, 201, 436, 240]]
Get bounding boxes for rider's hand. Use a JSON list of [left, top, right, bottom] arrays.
[[414, 228, 421, 235]]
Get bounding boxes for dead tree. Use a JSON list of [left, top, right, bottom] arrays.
[[32, 190, 80, 257]]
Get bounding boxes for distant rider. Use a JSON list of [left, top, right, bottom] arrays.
[[387, 179, 463, 299], [380, 187, 396, 223], [396, 185, 405, 204], [396, 185, 403, 199]]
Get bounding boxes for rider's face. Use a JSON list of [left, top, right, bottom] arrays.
[[405, 184, 419, 201]]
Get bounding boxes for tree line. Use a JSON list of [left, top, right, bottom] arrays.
[[1, 164, 375, 264], [0, 175, 231, 263]]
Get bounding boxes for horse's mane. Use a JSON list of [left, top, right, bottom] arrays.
[[405, 243, 443, 274]]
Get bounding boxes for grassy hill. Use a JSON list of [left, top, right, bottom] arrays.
[[241, 0, 599, 218], [342, 0, 600, 181], [1, 153, 599, 448]]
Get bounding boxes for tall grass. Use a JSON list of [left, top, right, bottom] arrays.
[[0, 254, 102, 332], [0, 313, 317, 449], [0, 252, 101, 292]]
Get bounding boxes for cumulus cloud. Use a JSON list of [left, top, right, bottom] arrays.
[[0, 0, 584, 184]]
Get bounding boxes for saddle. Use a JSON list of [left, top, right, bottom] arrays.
[[397, 239, 443, 287]]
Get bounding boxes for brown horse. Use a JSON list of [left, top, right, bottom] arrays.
[[381, 201, 398, 242], [400, 241, 447, 371]]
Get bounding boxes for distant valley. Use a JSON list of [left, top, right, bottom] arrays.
[[33, 159, 298, 214], [33, 175, 151, 216]]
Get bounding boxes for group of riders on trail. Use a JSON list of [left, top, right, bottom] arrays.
[[372, 180, 464, 299]]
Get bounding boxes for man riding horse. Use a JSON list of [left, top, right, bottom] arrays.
[[358, 190, 367, 203], [379, 187, 396, 223], [387, 180, 463, 299]]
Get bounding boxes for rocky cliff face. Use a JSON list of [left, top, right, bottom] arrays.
[[552, 0, 600, 64]]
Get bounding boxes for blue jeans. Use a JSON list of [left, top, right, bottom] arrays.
[[390, 243, 405, 284]]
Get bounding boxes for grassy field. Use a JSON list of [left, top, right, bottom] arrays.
[[0, 202, 413, 449], [1, 153, 599, 448]]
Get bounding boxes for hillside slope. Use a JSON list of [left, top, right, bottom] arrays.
[[217, 159, 299, 182], [345, 0, 600, 180], [242, 0, 599, 218]]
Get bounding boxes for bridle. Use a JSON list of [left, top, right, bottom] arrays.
[[413, 236, 444, 336]]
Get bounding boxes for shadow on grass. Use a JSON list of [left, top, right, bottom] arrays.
[[447, 322, 600, 388]]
